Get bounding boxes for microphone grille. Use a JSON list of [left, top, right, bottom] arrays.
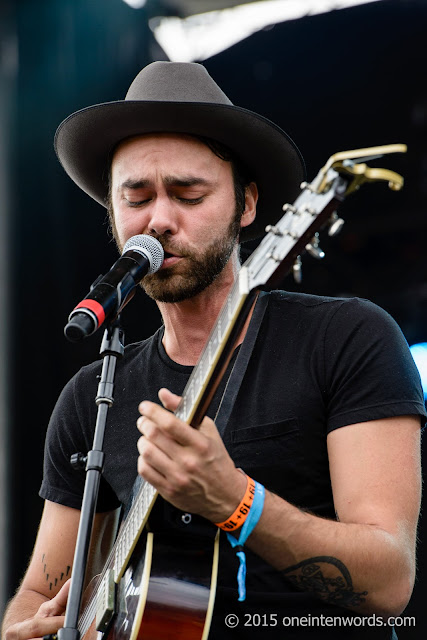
[[123, 235, 164, 274]]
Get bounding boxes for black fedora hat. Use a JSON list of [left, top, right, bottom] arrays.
[[55, 61, 305, 241]]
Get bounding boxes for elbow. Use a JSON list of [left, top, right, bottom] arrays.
[[373, 568, 415, 618], [371, 529, 417, 618], [388, 576, 415, 617]]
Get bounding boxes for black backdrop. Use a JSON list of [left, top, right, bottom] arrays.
[[2, 0, 427, 637]]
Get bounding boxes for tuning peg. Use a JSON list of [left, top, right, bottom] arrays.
[[282, 203, 297, 213], [300, 181, 316, 193], [305, 233, 325, 259], [265, 224, 284, 236], [293, 256, 302, 283], [300, 204, 317, 216], [328, 212, 345, 237]]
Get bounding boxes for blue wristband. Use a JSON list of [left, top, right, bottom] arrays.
[[226, 480, 265, 601]]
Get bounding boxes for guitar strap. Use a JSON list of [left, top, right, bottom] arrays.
[[213, 290, 269, 438], [124, 291, 269, 517]]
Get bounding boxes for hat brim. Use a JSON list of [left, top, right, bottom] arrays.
[[54, 100, 305, 242]]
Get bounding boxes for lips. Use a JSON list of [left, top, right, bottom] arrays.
[[161, 250, 182, 269]]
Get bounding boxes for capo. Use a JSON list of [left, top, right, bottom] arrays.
[[313, 143, 407, 195]]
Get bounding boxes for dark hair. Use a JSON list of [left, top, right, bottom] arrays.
[[194, 136, 252, 216]]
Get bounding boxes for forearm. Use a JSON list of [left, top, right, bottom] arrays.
[[2, 585, 69, 640], [2, 589, 49, 631], [136, 399, 419, 617], [246, 490, 414, 617]]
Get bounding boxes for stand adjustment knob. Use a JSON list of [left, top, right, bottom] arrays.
[[70, 452, 87, 471]]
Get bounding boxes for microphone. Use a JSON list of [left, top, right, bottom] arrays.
[[64, 235, 164, 342]]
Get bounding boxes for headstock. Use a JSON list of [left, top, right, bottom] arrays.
[[244, 144, 407, 291]]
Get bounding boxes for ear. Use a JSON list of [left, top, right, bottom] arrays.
[[240, 182, 258, 230]]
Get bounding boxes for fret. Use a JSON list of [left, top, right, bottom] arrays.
[[176, 396, 186, 421], [211, 328, 218, 352], [208, 338, 212, 368], [125, 522, 130, 552], [201, 351, 209, 382], [131, 509, 135, 534], [227, 294, 232, 320]]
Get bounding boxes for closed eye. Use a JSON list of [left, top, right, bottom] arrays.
[[177, 196, 204, 204], [125, 198, 151, 207]]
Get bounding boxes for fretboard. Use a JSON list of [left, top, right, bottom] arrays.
[[112, 267, 252, 582]]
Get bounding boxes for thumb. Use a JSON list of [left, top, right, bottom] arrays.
[[158, 387, 181, 412], [38, 579, 71, 617]]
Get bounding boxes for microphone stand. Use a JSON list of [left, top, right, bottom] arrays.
[[56, 317, 124, 640]]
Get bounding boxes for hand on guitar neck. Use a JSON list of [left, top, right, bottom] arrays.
[[137, 387, 248, 525], [3, 580, 70, 640]]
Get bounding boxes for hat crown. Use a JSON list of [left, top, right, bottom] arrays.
[[125, 61, 233, 105]]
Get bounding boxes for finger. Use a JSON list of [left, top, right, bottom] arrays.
[[198, 414, 222, 440], [138, 430, 177, 477], [137, 419, 182, 462], [137, 433, 145, 454], [137, 415, 147, 435], [7, 615, 65, 640], [138, 401, 196, 447], [138, 444, 170, 488], [158, 387, 182, 412], [38, 578, 71, 617]]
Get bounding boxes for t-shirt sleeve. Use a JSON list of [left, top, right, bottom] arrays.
[[324, 298, 427, 432], [39, 368, 121, 512]]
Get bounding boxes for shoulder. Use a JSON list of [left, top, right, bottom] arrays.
[[265, 290, 398, 339], [73, 328, 162, 385], [269, 289, 383, 312], [52, 329, 162, 417], [267, 290, 398, 327]]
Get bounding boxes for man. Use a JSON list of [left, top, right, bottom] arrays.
[[2, 61, 425, 639]]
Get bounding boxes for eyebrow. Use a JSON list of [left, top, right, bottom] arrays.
[[119, 176, 213, 190]]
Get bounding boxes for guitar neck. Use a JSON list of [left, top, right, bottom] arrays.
[[102, 270, 258, 589], [175, 270, 258, 427]]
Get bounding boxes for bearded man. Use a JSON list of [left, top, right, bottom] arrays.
[[3, 61, 425, 640]]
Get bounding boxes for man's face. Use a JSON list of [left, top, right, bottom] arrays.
[[110, 133, 246, 303]]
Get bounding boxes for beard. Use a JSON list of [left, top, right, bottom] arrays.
[[141, 213, 241, 303]]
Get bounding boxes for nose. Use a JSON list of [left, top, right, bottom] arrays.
[[146, 195, 179, 237]]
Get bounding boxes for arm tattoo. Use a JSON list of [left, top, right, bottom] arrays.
[[282, 556, 368, 607], [42, 552, 71, 591]]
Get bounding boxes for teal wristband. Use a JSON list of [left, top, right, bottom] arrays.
[[226, 479, 265, 601]]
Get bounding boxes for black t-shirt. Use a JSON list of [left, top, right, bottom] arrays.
[[40, 291, 426, 638]]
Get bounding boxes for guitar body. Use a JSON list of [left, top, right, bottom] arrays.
[[82, 528, 219, 640]]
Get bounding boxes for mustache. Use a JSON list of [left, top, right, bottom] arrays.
[[148, 233, 191, 259]]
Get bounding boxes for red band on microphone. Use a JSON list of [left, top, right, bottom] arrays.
[[75, 299, 105, 326]]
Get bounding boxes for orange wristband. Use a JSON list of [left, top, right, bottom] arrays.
[[215, 474, 256, 532]]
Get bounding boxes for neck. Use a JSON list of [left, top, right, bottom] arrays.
[[157, 250, 242, 366]]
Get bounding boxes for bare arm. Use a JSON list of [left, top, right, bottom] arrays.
[[2, 501, 119, 640], [246, 415, 421, 616], [138, 389, 422, 617]]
